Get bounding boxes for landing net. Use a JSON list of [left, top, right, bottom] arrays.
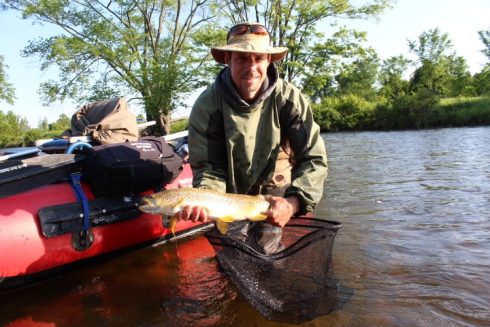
[[205, 217, 342, 324]]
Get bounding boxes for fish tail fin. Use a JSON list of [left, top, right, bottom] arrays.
[[215, 219, 229, 235]]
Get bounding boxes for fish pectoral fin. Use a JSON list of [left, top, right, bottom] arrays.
[[171, 197, 186, 212], [249, 213, 267, 221], [169, 215, 178, 237], [215, 219, 229, 235]]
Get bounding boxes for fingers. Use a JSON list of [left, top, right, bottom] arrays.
[[263, 196, 294, 227], [179, 205, 193, 221], [190, 206, 209, 222], [178, 205, 208, 223]]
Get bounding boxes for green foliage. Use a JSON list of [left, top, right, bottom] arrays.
[[170, 118, 189, 133], [218, 0, 392, 83], [3, 2, 490, 141], [0, 55, 16, 105], [445, 55, 474, 97], [410, 61, 448, 97], [473, 64, 490, 95], [404, 28, 475, 100], [372, 98, 412, 130], [0, 110, 30, 147], [479, 28, 490, 60], [378, 55, 410, 101], [314, 94, 376, 131], [335, 50, 380, 101], [48, 113, 70, 132], [0, 110, 71, 147], [408, 28, 452, 63], [2, 0, 220, 134], [312, 94, 490, 132], [313, 102, 342, 131], [301, 28, 371, 101]]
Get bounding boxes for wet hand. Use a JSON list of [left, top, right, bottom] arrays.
[[263, 195, 300, 227]]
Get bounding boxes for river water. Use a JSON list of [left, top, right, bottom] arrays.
[[1, 127, 489, 326]]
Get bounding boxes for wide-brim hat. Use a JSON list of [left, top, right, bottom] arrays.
[[211, 24, 288, 64]]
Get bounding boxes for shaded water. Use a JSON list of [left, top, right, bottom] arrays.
[[1, 127, 489, 326]]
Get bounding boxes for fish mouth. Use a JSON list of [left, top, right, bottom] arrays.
[[138, 197, 158, 214], [137, 196, 150, 206]]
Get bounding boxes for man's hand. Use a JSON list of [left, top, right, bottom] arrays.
[[263, 195, 300, 227], [177, 205, 209, 223]]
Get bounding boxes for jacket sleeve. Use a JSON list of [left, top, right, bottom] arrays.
[[188, 89, 228, 192], [280, 86, 328, 215]]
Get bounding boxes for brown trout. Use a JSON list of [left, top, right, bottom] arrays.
[[138, 188, 270, 235]]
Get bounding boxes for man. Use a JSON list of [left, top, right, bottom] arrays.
[[180, 22, 328, 253]]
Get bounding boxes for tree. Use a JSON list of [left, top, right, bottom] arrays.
[[300, 28, 371, 101], [38, 117, 49, 130], [408, 27, 453, 64], [479, 28, 490, 61], [49, 113, 71, 131], [218, 0, 392, 82], [1, 0, 392, 135], [0, 110, 29, 147], [335, 49, 379, 101], [474, 28, 490, 96], [378, 55, 410, 101], [408, 28, 454, 99], [445, 55, 473, 97], [0, 55, 16, 105], [1, 0, 219, 135], [473, 65, 490, 95]]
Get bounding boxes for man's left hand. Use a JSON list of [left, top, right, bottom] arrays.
[[263, 195, 300, 227]]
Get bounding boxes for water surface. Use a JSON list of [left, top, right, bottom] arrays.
[[1, 127, 489, 326]]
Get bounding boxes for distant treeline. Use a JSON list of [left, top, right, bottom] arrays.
[[2, 27, 490, 147], [1, 95, 489, 148]]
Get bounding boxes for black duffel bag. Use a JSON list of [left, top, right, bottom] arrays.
[[81, 137, 183, 197]]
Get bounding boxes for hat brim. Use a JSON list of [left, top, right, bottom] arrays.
[[211, 45, 288, 64]]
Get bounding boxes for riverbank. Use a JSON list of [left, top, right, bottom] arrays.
[[1, 96, 489, 148], [313, 95, 490, 132]]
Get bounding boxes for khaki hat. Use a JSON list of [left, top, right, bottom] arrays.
[[211, 22, 288, 64]]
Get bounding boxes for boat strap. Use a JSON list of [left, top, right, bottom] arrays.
[[69, 172, 95, 250], [70, 172, 90, 232]]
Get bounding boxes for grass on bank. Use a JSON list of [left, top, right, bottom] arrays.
[[432, 96, 490, 127], [314, 95, 490, 132]]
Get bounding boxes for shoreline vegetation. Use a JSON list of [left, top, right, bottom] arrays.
[[1, 95, 489, 148], [0, 2, 489, 138], [314, 95, 490, 132]]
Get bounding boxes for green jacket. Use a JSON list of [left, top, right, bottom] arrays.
[[188, 66, 327, 214]]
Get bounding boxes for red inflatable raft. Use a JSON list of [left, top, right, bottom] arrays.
[[0, 144, 210, 291]]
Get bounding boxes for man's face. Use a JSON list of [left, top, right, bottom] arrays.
[[226, 51, 271, 102]]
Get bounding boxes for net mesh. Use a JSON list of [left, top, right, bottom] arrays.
[[205, 217, 342, 324]]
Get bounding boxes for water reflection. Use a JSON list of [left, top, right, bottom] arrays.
[[0, 237, 238, 327], [1, 127, 490, 326]]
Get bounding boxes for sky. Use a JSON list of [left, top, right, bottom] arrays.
[[0, 0, 489, 127]]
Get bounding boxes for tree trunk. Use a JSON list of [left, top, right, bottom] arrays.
[[159, 113, 171, 136]]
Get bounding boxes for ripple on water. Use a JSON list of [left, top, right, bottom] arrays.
[[322, 127, 490, 327]]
